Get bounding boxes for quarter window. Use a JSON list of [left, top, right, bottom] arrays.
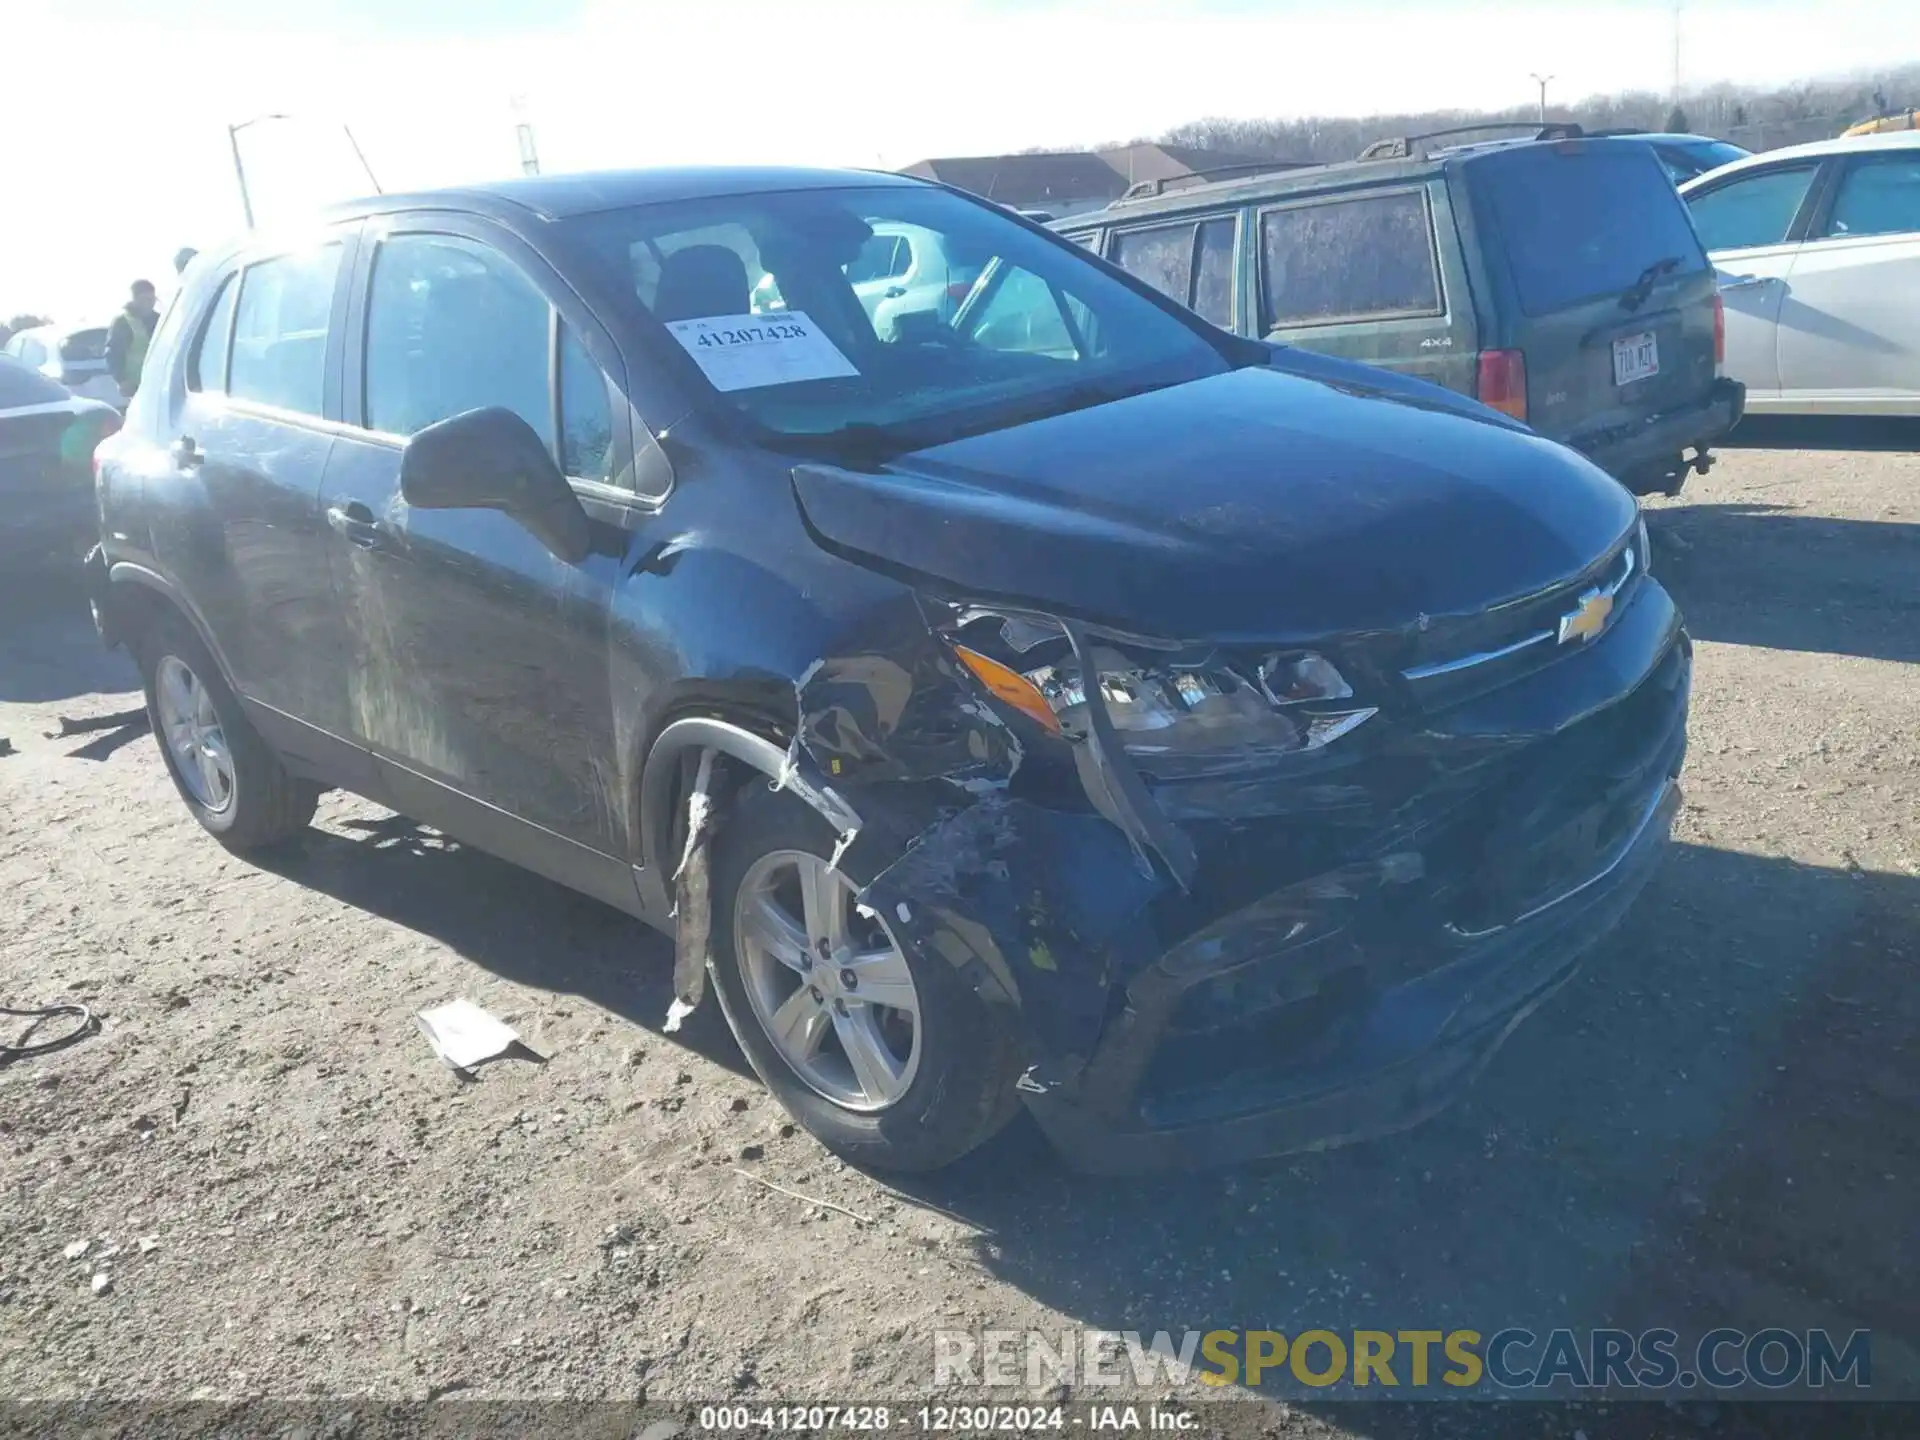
[[965, 266, 1084, 359], [1260, 191, 1440, 330], [364, 234, 554, 446], [189, 275, 238, 393], [1685, 165, 1819, 252], [559, 324, 615, 482], [1110, 217, 1237, 327], [228, 245, 341, 417], [845, 233, 912, 284], [1824, 155, 1920, 239]]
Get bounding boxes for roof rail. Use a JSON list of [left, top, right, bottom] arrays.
[[1116, 158, 1318, 202], [1359, 121, 1584, 162]]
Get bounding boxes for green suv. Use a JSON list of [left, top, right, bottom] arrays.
[[1059, 125, 1745, 495]]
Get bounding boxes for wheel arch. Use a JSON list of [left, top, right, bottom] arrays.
[[104, 561, 239, 686]]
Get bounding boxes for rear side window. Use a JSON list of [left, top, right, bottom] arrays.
[[1473, 144, 1709, 315], [189, 276, 238, 393], [229, 246, 341, 416], [15, 336, 47, 369], [364, 234, 555, 446], [1686, 164, 1819, 252], [1259, 191, 1440, 329], [1824, 155, 1920, 239], [1112, 216, 1236, 327]]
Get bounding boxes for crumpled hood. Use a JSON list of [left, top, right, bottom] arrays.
[[791, 362, 1638, 642]]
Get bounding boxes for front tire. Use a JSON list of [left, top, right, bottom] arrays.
[[139, 614, 317, 850], [707, 786, 1025, 1171]]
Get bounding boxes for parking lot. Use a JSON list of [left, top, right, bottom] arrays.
[[0, 425, 1915, 1415]]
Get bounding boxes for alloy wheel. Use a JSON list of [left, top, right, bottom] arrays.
[[733, 849, 922, 1112], [155, 655, 236, 815]]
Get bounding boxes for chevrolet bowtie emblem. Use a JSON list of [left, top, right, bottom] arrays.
[[1557, 588, 1614, 645]]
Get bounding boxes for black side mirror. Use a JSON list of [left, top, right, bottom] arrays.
[[399, 407, 591, 563]]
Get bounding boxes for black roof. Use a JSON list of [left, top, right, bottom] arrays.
[[325, 165, 922, 223]]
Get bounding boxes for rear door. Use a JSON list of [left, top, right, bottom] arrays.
[[151, 235, 367, 770], [1105, 211, 1240, 331], [1255, 182, 1475, 393], [1682, 158, 1827, 404], [1775, 148, 1920, 413], [1464, 140, 1719, 446]]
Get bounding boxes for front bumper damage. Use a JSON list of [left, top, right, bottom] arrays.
[[776, 563, 1690, 1173]]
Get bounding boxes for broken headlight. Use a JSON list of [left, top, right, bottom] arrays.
[[1020, 644, 1373, 763], [945, 609, 1376, 773]]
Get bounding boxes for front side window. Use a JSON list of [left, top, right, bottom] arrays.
[[1824, 154, 1920, 239], [189, 275, 238, 393], [364, 234, 554, 446], [1261, 191, 1440, 329], [560, 184, 1233, 458], [1685, 164, 1819, 253], [228, 245, 341, 417]]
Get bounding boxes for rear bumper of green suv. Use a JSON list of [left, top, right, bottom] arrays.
[[1578, 376, 1746, 496]]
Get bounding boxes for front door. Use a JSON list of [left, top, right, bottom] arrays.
[[1776, 150, 1920, 413], [319, 220, 640, 910], [1684, 159, 1827, 406]]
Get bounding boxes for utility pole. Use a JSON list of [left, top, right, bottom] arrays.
[[226, 113, 289, 230], [1672, 0, 1684, 107], [1530, 73, 1555, 124], [512, 94, 541, 176]]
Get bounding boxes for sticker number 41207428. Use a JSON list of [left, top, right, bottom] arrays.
[[666, 310, 859, 392]]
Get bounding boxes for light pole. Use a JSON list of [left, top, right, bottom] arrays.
[[1530, 73, 1555, 125], [227, 113, 289, 230], [228, 114, 380, 229]]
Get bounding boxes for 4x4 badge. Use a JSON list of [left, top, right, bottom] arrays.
[[1557, 588, 1614, 644]]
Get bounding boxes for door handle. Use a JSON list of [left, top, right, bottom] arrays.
[[169, 436, 203, 469], [1717, 273, 1775, 292], [325, 501, 384, 550]]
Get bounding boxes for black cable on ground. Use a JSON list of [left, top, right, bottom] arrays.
[[0, 1002, 97, 1064]]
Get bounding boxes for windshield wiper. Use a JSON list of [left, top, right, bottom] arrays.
[[1620, 255, 1683, 312]]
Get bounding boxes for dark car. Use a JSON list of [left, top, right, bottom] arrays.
[[89, 167, 1689, 1173], [1, 356, 120, 571], [1587, 130, 1752, 183], [1059, 126, 1745, 497]]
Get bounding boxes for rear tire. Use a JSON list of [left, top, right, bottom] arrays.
[[138, 614, 318, 850], [707, 786, 1025, 1172]]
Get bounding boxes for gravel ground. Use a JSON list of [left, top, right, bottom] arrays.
[[1, 424, 1915, 1422]]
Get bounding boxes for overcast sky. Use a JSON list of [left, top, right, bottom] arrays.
[[6, 0, 1917, 320]]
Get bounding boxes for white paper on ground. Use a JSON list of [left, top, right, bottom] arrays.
[[414, 998, 525, 1073], [665, 311, 858, 392]]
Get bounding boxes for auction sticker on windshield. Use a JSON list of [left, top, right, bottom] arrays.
[[666, 312, 859, 392]]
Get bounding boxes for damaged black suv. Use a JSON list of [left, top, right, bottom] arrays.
[[91, 167, 1689, 1172]]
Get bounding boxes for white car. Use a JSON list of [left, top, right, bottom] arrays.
[[2, 324, 124, 406], [750, 223, 984, 339], [1680, 132, 1920, 416]]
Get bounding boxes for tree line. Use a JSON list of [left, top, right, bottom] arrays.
[[1145, 64, 1920, 164]]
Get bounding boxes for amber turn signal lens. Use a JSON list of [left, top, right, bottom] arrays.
[[953, 645, 1062, 735]]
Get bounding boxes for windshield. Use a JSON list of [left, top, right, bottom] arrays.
[[1470, 142, 1711, 316], [561, 184, 1234, 454]]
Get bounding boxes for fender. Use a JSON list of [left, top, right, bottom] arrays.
[[636, 715, 864, 921], [104, 560, 240, 685]]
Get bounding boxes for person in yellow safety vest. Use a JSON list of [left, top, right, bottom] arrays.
[[106, 279, 160, 400]]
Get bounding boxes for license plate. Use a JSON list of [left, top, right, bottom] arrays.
[[1612, 331, 1659, 386]]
